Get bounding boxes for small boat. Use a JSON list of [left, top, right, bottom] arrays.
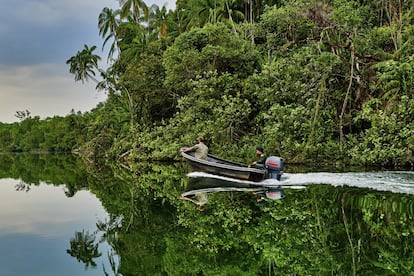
[[181, 151, 284, 182]]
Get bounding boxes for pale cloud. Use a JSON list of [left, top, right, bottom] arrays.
[[0, 64, 106, 122], [18, 2, 63, 25]]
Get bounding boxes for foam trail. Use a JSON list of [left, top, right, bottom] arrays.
[[279, 171, 414, 195], [188, 171, 253, 184], [188, 171, 414, 195]]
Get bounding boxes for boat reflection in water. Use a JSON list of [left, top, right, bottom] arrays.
[[180, 172, 286, 210]]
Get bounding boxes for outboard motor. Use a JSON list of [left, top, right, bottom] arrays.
[[265, 156, 284, 180], [265, 188, 285, 200]]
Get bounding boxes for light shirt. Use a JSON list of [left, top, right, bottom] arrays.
[[189, 142, 209, 160]]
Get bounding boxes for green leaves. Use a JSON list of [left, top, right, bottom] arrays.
[[66, 45, 101, 84], [350, 94, 414, 166], [163, 23, 260, 97]]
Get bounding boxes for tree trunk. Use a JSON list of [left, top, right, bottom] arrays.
[[339, 40, 355, 150]]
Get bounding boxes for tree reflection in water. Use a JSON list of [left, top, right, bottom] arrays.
[[73, 162, 414, 275], [14, 180, 31, 192], [3, 154, 414, 275], [66, 230, 102, 269]]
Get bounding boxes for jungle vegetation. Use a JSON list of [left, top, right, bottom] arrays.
[[0, 0, 413, 168]]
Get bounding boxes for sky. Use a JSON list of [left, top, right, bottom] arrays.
[[0, 0, 175, 123]]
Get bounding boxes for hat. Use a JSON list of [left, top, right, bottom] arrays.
[[256, 146, 264, 153]]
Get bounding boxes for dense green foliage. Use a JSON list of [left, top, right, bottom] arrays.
[[1, 0, 413, 168]]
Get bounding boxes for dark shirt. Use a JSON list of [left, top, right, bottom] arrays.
[[253, 154, 267, 168], [257, 154, 267, 164]]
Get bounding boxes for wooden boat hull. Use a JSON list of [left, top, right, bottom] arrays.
[[181, 151, 266, 182]]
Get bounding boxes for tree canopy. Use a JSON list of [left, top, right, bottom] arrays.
[[1, 0, 413, 168]]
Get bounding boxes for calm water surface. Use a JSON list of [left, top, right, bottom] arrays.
[[1, 154, 414, 275], [0, 178, 114, 276]]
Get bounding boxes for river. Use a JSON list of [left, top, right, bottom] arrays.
[[0, 154, 413, 275]]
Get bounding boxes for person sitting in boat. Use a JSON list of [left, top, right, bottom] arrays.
[[181, 136, 209, 160], [181, 192, 208, 211], [249, 146, 267, 168]]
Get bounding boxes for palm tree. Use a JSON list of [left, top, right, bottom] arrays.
[[148, 4, 176, 39], [67, 43, 137, 130], [66, 230, 102, 269], [185, 0, 245, 28], [66, 44, 101, 84], [119, 0, 149, 22], [223, 0, 245, 24], [187, 0, 223, 26], [169, 7, 192, 34], [98, 7, 121, 60], [116, 17, 147, 53], [98, 6, 148, 61]]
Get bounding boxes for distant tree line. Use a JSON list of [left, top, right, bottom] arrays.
[[0, 111, 82, 153]]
